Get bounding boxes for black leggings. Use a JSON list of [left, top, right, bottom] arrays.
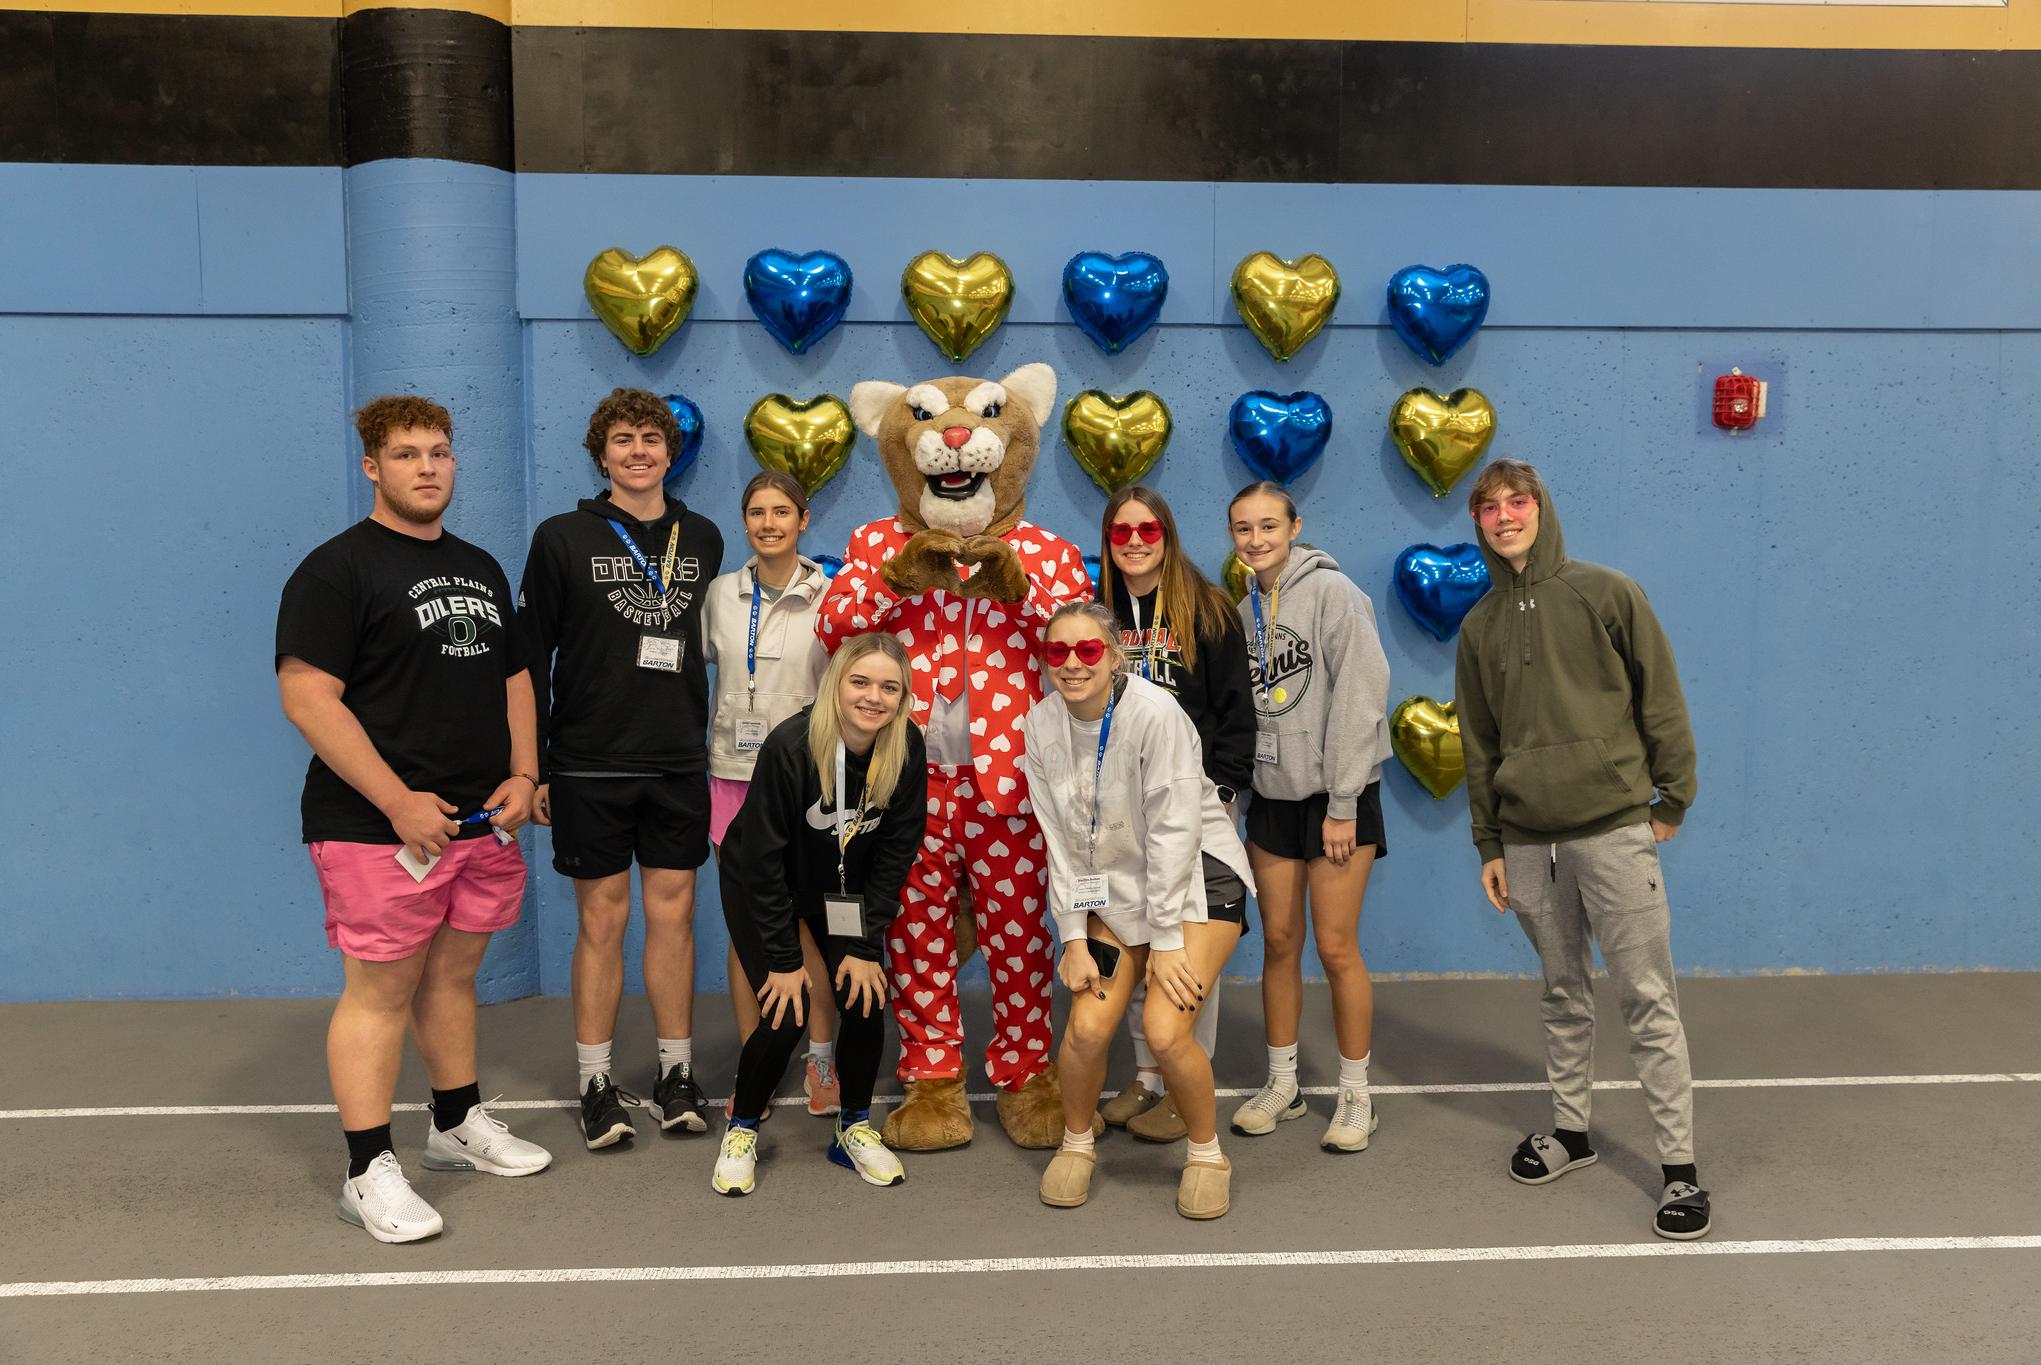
[[722, 865, 887, 1123]]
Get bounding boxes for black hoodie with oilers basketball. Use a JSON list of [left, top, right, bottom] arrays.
[[1454, 486, 1697, 863]]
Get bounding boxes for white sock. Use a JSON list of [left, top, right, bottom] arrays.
[[1338, 1051, 1371, 1093], [657, 1037, 693, 1075], [808, 1038, 836, 1065], [1187, 1135, 1224, 1165], [1059, 1126, 1096, 1155], [1267, 1042, 1299, 1098], [576, 1040, 613, 1089], [1136, 1067, 1165, 1097]]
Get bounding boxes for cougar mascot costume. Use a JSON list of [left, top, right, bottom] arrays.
[[819, 362, 1091, 1149]]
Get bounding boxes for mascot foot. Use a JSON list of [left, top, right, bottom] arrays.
[[997, 1064, 1100, 1149], [881, 1078, 974, 1152]]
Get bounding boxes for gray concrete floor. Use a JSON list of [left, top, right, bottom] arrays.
[[3, 973, 2038, 1364]]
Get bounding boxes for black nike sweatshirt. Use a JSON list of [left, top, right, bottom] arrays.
[[720, 711, 929, 968], [1108, 580, 1258, 795], [519, 493, 724, 777]]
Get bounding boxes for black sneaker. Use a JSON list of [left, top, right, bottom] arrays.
[[653, 1063, 709, 1134], [580, 1073, 639, 1150]]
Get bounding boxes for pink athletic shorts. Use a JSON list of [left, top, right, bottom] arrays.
[[708, 775, 749, 847], [309, 836, 526, 961]]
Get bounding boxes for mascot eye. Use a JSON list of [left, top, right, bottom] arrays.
[[910, 405, 933, 422], [981, 402, 1002, 419]]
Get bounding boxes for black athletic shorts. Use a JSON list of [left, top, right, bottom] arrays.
[[1201, 852, 1252, 935], [547, 770, 710, 878], [1244, 782, 1388, 863]]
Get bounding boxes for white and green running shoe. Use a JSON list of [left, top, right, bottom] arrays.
[[712, 1124, 759, 1197], [829, 1118, 906, 1187]]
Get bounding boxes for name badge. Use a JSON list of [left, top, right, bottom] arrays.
[[393, 845, 441, 883], [734, 718, 768, 753], [1255, 731, 1279, 764], [1072, 873, 1110, 917], [637, 634, 682, 671], [824, 893, 865, 939]]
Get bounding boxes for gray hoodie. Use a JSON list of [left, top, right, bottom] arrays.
[[1235, 545, 1392, 818]]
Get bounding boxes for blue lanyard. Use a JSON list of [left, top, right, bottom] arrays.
[[461, 806, 503, 826], [1249, 581, 1277, 702], [607, 519, 673, 597], [745, 575, 763, 704], [1086, 688, 1118, 866]]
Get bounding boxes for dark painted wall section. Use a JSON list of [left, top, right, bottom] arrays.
[[4, 10, 2041, 185]]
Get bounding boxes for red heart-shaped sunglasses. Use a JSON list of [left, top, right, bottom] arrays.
[[1043, 638, 1108, 666], [1108, 520, 1164, 545]]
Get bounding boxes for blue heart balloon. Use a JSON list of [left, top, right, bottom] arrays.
[[1062, 251, 1169, 355], [744, 249, 854, 354], [815, 554, 845, 580], [1229, 391, 1332, 485], [661, 393, 704, 488], [1393, 542, 1491, 641], [1082, 554, 1102, 591], [1386, 264, 1490, 366]]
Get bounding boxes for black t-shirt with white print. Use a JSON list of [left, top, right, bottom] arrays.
[[276, 519, 525, 845]]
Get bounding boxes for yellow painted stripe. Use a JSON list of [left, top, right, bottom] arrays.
[[9, 0, 2037, 49]]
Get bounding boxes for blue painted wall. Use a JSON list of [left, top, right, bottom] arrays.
[[4, 162, 2038, 1001]]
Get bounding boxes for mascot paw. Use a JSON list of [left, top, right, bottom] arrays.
[[882, 529, 967, 598], [996, 1063, 1080, 1149], [953, 535, 1029, 604], [881, 1078, 975, 1151]]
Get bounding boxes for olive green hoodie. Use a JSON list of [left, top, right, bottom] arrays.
[[1454, 488, 1696, 862]]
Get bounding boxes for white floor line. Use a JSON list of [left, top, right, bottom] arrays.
[[3, 1071, 2035, 1120], [6, 1235, 2040, 1299]]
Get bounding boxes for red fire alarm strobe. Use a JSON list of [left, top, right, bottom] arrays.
[[1712, 368, 1768, 431]]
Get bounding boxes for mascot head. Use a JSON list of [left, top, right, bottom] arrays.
[[850, 363, 1057, 538]]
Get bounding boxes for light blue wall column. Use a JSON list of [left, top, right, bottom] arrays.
[[346, 157, 536, 1001]]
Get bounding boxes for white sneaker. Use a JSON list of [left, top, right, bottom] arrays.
[[830, 1119, 906, 1187], [1230, 1078, 1307, 1136], [1320, 1087, 1381, 1152], [336, 1151, 444, 1244], [421, 1101, 554, 1177], [712, 1125, 759, 1197]]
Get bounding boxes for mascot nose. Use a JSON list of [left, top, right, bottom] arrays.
[[942, 426, 973, 449]]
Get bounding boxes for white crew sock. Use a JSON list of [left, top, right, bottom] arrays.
[[1186, 1135, 1224, 1165], [1136, 1067, 1165, 1097], [657, 1036, 693, 1076], [808, 1038, 836, 1065], [1267, 1042, 1299, 1099], [576, 1040, 613, 1089], [1338, 1051, 1371, 1092], [1059, 1126, 1096, 1155]]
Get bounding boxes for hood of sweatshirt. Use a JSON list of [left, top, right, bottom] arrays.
[[1474, 490, 1566, 669], [1274, 542, 1341, 595]]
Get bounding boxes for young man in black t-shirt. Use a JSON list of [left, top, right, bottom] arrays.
[[277, 395, 552, 1245], [520, 388, 724, 1149]]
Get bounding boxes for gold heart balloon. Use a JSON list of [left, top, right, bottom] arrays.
[[901, 251, 1014, 363], [1390, 387, 1497, 497], [743, 393, 856, 497], [1231, 252, 1340, 362], [1062, 390, 1172, 494], [1221, 551, 1251, 602], [584, 246, 698, 357], [1391, 696, 1464, 799]]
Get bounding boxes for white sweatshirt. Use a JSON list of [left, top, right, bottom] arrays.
[[702, 556, 830, 781], [1020, 674, 1255, 951]]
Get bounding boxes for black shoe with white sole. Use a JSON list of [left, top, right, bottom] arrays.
[[1509, 1132, 1598, 1185], [653, 1063, 709, 1134], [579, 1073, 640, 1150], [1655, 1182, 1712, 1240]]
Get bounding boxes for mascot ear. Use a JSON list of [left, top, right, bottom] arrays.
[[850, 380, 909, 439], [998, 363, 1057, 432]]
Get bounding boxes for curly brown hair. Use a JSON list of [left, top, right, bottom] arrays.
[[355, 395, 452, 458], [583, 387, 681, 470]]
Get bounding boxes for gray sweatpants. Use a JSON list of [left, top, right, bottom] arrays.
[[1504, 822, 1695, 1165]]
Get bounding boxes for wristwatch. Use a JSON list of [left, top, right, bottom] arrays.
[[1215, 785, 1237, 805]]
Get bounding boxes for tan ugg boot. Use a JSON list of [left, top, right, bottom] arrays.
[[1176, 1156, 1232, 1220], [880, 1078, 974, 1151], [996, 1064, 1075, 1148], [1039, 1148, 1097, 1208]]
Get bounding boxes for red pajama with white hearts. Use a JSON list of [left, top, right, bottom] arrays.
[[889, 768, 1054, 1089]]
